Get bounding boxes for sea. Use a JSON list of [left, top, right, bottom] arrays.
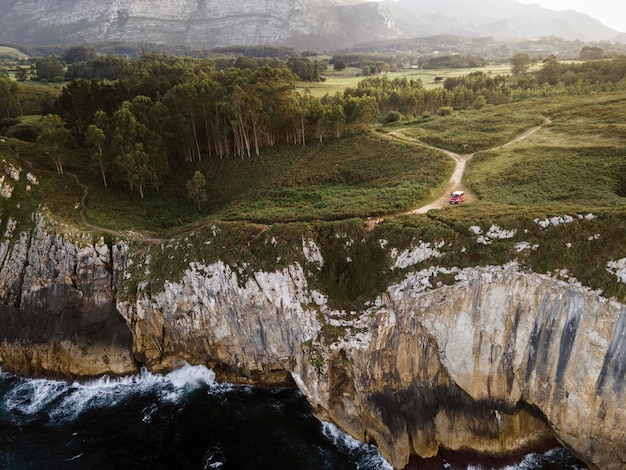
[[0, 363, 589, 470]]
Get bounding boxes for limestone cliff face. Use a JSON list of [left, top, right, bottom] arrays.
[[0, 214, 136, 377], [0, 209, 624, 469], [0, 0, 400, 50], [117, 249, 624, 469]]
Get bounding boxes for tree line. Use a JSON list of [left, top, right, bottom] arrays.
[[343, 55, 626, 121], [3, 51, 626, 203], [50, 54, 378, 199]]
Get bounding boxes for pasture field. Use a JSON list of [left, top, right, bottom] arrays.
[[0, 46, 28, 60], [300, 63, 515, 97], [464, 91, 626, 209]]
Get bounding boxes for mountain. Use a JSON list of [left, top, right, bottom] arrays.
[[384, 0, 620, 42], [0, 0, 621, 51]]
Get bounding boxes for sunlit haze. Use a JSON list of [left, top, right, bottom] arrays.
[[370, 0, 625, 33], [516, 0, 625, 32]]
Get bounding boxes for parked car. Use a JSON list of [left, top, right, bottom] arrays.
[[449, 190, 465, 204]]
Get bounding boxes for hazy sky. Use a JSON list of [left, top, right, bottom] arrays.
[[516, 0, 625, 32]]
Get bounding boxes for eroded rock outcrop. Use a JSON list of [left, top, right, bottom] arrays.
[[0, 215, 136, 378], [0, 213, 624, 469], [0, 0, 401, 50], [118, 251, 624, 469]]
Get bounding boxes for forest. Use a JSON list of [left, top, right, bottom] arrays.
[[2, 49, 626, 205]]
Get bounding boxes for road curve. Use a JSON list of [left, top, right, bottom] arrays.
[[397, 121, 549, 215]]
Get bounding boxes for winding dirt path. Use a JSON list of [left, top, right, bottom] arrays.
[[66, 120, 549, 240], [367, 120, 549, 227], [67, 172, 167, 244]]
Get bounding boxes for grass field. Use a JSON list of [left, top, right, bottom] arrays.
[[464, 92, 626, 209], [0, 46, 29, 60], [79, 133, 453, 232], [393, 100, 547, 153], [300, 63, 515, 97]]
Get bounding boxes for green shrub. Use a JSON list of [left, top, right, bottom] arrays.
[[4, 123, 41, 142], [384, 111, 403, 123], [0, 118, 21, 133]]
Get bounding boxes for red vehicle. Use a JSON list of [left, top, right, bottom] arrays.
[[449, 190, 465, 204]]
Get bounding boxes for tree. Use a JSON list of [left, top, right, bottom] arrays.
[[510, 53, 532, 76], [0, 77, 22, 118], [37, 114, 74, 174], [112, 101, 160, 198], [63, 45, 97, 64], [537, 55, 562, 85], [15, 66, 30, 82], [579, 46, 604, 61], [86, 111, 109, 187], [288, 57, 318, 81], [471, 95, 487, 110], [186, 171, 207, 210], [34, 55, 66, 81], [334, 60, 346, 71]]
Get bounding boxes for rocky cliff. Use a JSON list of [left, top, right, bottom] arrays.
[[0, 0, 401, 51], [0, 153, 626, 470], [0, 0, 619, 50], [115, 251, 624, 469], [0, 203, 624, 468], [0, 211, 135, 377]]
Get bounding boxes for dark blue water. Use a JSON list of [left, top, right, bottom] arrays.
[[0, 365, 588, 470]]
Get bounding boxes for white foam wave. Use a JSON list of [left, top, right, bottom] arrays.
[[321, 422, 393, 470], [500, 447, 585, 470], [1, 363, 221, 425], [3, 378, 67, 419]]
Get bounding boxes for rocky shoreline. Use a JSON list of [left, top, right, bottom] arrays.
[[0, 214, 623, 469]]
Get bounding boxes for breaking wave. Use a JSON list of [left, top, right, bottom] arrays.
[[1, 363, 220, 426], [0, 365, 588, 469]]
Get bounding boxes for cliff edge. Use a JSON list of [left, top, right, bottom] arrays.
[[0, 205, 624, 468]]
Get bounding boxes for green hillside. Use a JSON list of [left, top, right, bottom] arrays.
[[1, 52, 626, 308]]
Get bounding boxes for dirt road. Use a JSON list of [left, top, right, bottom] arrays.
[[365, 121, 548, 229], [402, 121, 548, 214], [410, 148, 472, 214]]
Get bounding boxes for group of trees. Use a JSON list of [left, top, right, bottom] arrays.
[[344, 76, 446, 117], [344, 54, 626, 121], [534, 55, 626, 86], [0, 76, 23, 118], [50, 54, 378, 199], [3, 48, 626, 204], [329, 53, 401, 73], [421, 54, 487, 69], [19, 46, 331, 84]]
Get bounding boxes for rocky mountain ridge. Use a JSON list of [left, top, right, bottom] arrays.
[[0, 0, 620, 51]]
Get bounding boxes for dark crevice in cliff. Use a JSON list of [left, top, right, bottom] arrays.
[[597, 306, 626, 395], [525, 293, 554, 383], [14, 230, 33, 311], [0, 236, 12, 275], [502, 303, 523, 396], [555, 302, 581, 385]]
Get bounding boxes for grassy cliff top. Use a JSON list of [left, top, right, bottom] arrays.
[[1, 89, 626, 307]]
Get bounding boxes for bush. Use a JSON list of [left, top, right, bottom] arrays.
[[438, 106, 454, 116], [0, 118, 21, 133], [5, 123, 41, 142], [384, 111, 403, 123]]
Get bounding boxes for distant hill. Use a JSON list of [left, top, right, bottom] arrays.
[[384, 0, 621, 42], [0, 0, 621, 51]]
